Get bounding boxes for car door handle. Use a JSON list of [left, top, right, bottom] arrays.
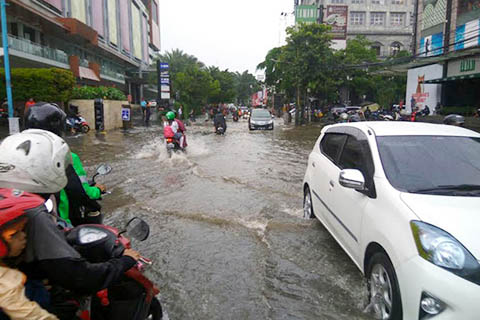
[[312, 162, 316, 167], [329, 180, 335, 187]]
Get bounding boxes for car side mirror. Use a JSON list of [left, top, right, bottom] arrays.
[[339, 169, 365, 191]]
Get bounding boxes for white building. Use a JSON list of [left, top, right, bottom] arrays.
[[299, 0, 414, 57]]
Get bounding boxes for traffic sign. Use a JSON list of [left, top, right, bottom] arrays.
[[121, 108, 131, 121], [160, 62, 169, 70], [160, 78, 170, 85]]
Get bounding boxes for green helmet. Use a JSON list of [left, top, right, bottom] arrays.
[[166, 111, 175, 120]]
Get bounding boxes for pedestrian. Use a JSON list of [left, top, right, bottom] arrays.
[[178, 105, 183, 120], [410, 96, 416, 112], [145, 102, 151, 127], [24, 98, 35, 116], [435, 102, 442, 115], [140, 98, 147, 120]]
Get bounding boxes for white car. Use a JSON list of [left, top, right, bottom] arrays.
[[302, 122, 480, 320]]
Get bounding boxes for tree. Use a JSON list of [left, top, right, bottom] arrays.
[[233, 71, 260, 106], [258, 23, 336, 123]]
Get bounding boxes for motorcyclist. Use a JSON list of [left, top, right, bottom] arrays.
[[24, 102, 105, 226], [0, 189, 58, 320], [443, 114, 465, 126], [0, 129, 141, 318], [164, 111, 186, 149], [213, 110, 227, 133]]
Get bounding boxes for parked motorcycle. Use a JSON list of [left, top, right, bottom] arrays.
[[66, 217, 163, 320], [66, 114, 90, 134]]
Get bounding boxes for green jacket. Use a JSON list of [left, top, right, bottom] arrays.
[[58, 152, 102, 222]]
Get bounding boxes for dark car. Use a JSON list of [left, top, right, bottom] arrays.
[[249, 108, 273, 130]]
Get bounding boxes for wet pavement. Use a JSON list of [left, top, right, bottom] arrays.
[[66, 115, 371, 320]]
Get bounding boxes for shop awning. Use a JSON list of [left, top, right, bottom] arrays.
[[79, 67, 100, 81], [424, 72, 480, 83]]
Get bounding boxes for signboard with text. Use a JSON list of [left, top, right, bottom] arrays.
[[295, 5, 318, 24], [406, 64, 443, 113], [325, 5, 348, 40]]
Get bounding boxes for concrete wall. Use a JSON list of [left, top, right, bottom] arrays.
[[69, 99, 129, 131]]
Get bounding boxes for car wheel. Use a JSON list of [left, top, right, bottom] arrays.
[[367, 252, 402, 320], [303, 186, 315, 219]]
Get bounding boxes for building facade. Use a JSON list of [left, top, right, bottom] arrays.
[[0, 0, 161, 103], [404, 0, 480, 111], [298, 0, 414, 57]]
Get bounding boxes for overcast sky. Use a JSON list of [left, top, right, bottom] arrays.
[[159, 0, 295, 76]]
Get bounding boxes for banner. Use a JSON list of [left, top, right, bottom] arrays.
[[419, 32, 444, 56], [295, 5, 318, 24], [325, 5, 348, 40], [406, 64, 443, 113]]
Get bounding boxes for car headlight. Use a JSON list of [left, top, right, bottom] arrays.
[[411, 221, 480, 285], [268, 120, 273, 124]]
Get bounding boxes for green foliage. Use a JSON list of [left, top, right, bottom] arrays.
[[259, 33, 409, 108], [71, 86, 126, 100], [152, 49, 260, 110], [438, 106, 476, 116], [0, 68, 75, 103], [257, 23, 337, 105]]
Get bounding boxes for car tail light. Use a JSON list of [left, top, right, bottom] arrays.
[[166, 138, 173, 143]]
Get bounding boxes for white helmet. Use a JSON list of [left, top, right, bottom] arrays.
[[0, 129, 71, 193], [340, 112, 349, 120]]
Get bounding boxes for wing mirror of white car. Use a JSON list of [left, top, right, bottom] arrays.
[[338, 169, 366, 191]]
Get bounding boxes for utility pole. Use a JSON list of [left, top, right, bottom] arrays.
[[1, 0, 19, 134]]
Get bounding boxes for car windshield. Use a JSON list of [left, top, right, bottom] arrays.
[[377, 135, 480, 195], [252, 110, 270, 119]]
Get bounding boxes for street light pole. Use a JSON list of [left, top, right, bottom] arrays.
[[1, 0, 18, 134]]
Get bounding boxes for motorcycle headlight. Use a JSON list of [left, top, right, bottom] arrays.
[[79, 227, 109, 244], [411, 221, 480, 285]]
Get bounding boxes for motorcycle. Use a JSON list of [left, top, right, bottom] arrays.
[[76, 163, 112, 226], [66, 114, 90, 134], [165, 137, 185, 157], [66, 217, 163, 320], [215, 126, 225, 135], [232, 114, 239, 122]]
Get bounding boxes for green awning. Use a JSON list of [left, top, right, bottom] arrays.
[[424, 72, 480, 83]]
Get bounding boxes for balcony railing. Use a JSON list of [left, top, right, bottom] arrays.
[[4, 35, 68, 65]]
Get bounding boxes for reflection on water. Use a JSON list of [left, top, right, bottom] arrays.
[[67, 118, 371, 320]]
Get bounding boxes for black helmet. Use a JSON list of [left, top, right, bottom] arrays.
[[25, 102, 67, 136], [443, 114, 465, 126]]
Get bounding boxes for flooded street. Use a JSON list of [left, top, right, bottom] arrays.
[[67, 116, 370, 320]]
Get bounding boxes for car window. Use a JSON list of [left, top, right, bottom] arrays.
[[338, 135, 376, 195], [339, 136, 367, 173], [252, 110, 270, 118], [320, 133, 347, 164]]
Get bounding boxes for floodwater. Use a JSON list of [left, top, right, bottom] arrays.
[[67, 114, 371, 320]]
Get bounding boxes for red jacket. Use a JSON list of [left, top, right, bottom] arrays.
[[175, 119, 186, 133]]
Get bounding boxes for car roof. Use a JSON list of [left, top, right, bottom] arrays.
[[324, 122, 480, 138]]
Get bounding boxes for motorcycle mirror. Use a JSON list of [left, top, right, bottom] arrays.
[[96, 164, 112, 176], [125, 217, 150, 241]]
